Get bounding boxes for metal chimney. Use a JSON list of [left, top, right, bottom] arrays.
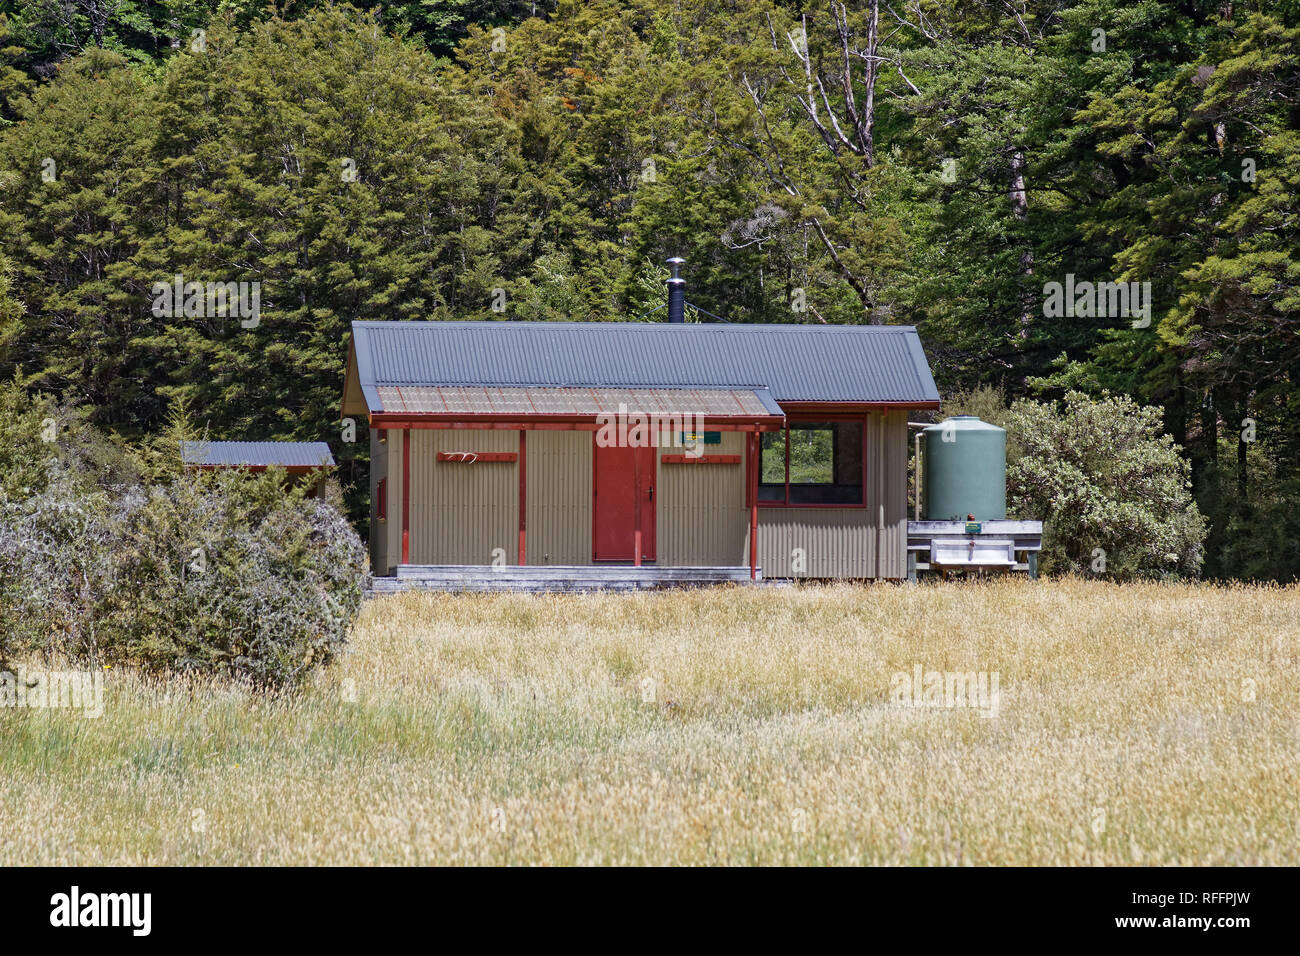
[[666, 257, 686, 323]]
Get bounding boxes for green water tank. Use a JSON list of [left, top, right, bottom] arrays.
[[922, 416, 1006, 521]]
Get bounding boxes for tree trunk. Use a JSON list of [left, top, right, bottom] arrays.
[[1236, 400, 1249, 499], [1009, 148, 1033, 339], [1202, 391, 1218, 463]]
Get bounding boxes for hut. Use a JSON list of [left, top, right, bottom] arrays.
[[180, 440, 336, 497], [342, 319, 940, 587]]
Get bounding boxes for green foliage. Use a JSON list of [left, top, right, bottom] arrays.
[[0, 379, 367, 685], [787, 427, 832, 484], [0, 0, 1296, 579], [946, 388, 1207, 580]]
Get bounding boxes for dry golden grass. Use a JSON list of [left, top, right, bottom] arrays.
[[2, 578, 1297, 865]]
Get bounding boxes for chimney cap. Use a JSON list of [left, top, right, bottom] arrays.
[[666, 256, 686, 280]]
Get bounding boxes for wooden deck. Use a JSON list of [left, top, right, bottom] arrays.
[[368, 565, 766, 595]]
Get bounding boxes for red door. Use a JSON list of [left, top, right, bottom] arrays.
[[593, 441, 656, 561]]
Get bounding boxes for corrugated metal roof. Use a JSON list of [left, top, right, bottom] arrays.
[[180, 441, 335, 468], [374, 385, 783, 418], [350, 321, 940, 409]]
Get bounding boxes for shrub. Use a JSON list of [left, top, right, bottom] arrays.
[[945, 389, 1207, 579], [0, 380, 367, 685]]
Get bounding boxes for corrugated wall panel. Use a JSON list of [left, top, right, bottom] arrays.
[[385, 430, 402, 573], [657, 431, 749, 565], [370, 428, 388, 574], [755, 509, 872, 577], [378, 411, 908, 577], [409, 430, 519, 565], [526, 431, 592, 565], [877, 411, 909, 579]]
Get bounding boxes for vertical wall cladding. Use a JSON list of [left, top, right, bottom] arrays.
[[877, 411, 909, 579], [754, 411, 908, 579], [370, 428, 389, 575], [525, 431, 593, 565], [379, 413, 908, 576], [385, 429, 402, 573], [657, 430, 749, 566], [408, 430, 519, 565]]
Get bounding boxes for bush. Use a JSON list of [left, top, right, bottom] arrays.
[[0, 380, 367, 685], [945, 389, 1207, 580]]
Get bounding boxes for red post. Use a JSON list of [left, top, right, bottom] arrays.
[[518, 429, 527, 565], [633, 443, 642, 567], [749, 432, 759, 580], [401, 427, 411, 565]]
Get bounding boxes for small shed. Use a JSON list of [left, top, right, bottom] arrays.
[[180, 441, 336, 496], [342, 321, 941, 582]]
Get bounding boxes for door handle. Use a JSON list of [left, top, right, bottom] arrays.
[[648, 484, 654, 501]]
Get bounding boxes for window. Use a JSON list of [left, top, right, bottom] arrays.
[[377, 478, 387, 521], [758, 421, 864, 505]]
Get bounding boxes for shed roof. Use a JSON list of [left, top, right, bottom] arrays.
[[344, 321, 940, 417], [180, 441, 336, 469]]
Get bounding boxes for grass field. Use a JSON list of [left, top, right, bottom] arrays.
[[2, 579, 1297, 865]]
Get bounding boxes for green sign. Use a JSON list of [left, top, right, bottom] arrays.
[[681, 431, 721, 445], [964, 521, 982, 534]]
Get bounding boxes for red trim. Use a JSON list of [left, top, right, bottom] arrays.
[[659, 454, 741, 464], [779, 401, 938, 413], [744, 436, 753, 510], [401, 428, 410, 564], [756, 418, 869, 509], [435, 451, 518, 463], [377, 478, 387, 521], [749, 433, 758, 581], [590, 439, 596, 561], [518, 430, 526, 566], [633, 447, 642, 568]]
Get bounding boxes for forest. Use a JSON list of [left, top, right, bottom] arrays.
[[0, 0, 1296, 580]]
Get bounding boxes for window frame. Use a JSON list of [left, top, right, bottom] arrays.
[[757, 415, 867, 509]]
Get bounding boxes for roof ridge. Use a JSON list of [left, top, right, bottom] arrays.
[[352, 320, 917, 332]]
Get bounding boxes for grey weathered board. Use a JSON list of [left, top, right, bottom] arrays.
[[368, 565, 764, 595]]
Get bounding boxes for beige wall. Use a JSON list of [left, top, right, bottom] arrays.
[[372, 411, 908, 578], [369, 428, 389, 574], [525, 431, 592, 565], [655, 430, 749, 566], [410, 430, 519, 565]]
